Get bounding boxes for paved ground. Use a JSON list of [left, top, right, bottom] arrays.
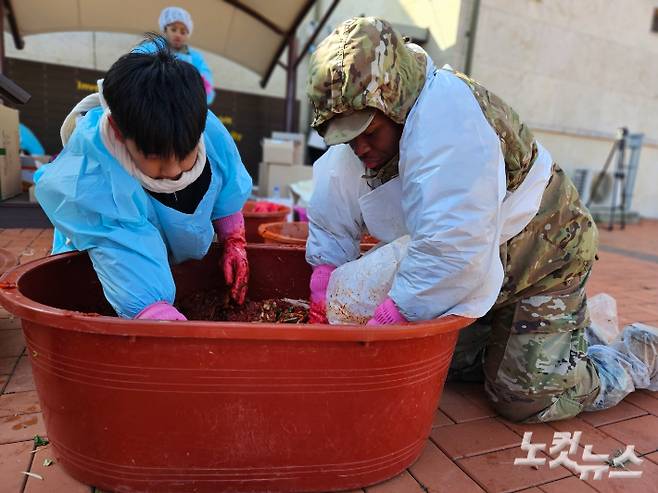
[[1, 223, 657, 493]]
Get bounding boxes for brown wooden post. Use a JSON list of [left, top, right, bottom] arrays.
[[0, 0, 5, 76], [284, 37, 297, 132]]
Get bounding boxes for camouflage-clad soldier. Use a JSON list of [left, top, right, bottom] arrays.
[[305, 17, 658, 422]]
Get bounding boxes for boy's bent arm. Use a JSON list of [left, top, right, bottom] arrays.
[[86, 222, 176, 318], [36, 161, 176, 319]]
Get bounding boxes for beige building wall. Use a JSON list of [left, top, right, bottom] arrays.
[[471, 0, 658, 218], [534, 130, 658, 221]]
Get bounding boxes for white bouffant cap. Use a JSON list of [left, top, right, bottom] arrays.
[[159, 6, 193, 35]]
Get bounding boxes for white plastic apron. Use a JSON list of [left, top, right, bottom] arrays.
[[358, 176, 408, 243], [357, 143, 553, 247]]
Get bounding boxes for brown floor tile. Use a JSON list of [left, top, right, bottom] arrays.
[[585, 454, 658, 493], [408, 440, 485, 493], [0, 440, 33, 493], [624, 392, 658, 416], [439, 386, 497, 423], [365, 471, 424, 493], [431, 417, 520, 459], [24, 455, 91, 493], [457, 448, 571, 493], [0, 412, 46, 445], [599, 415, 658, 455], [580, 401, 647, 427], [499, 419, 559, 451], [549, 417, 625, 458], [5, 357, 36, 394], [0, 356, 18, 375], [623, 306, 658, 324], [0, 330, 25, 358], [432, 409, 454, 428], [518, 488, 544, 493], [0, 317, 21, 330], [538, 476, 598, 492], [0, 391, 41, 418], [444, 381, 485, 396], [646, 452, 658, 464]]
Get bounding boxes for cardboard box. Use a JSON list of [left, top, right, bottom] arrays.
[[258, 162, 313, 197], [262, 138, 303, 166], [0, 105, 21, 200], [271, 131, 305, 145], [270, 132, 307, 164]]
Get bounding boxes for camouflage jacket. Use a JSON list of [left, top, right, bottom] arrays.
[[452, 70, 598, 305]]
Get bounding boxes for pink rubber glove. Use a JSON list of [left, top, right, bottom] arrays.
[[367, 297, 407, 325], [135, 301, 187, 321], [213, 212, 249, 305], [201, 76, 214, 98], [309, 264, 335, 324], [201, 75, 215, 104]]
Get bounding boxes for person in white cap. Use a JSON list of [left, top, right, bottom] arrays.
[[138, 6, 216, 104]]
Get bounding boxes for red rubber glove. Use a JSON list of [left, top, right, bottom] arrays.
[[135, 301, 187, 321], [309, 264, 335, 324], [252, 201, 280, 213], [367, 297, 407, 325], [213, 212, 249, 305]]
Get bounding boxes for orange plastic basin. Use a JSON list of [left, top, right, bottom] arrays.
[[259, 221, 379, 251], [0, 245, 473, 493], [242, 200, 291, 243]]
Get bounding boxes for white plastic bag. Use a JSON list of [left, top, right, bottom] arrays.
[[586, 293, 620, 346], [326, 236, 410, 325]]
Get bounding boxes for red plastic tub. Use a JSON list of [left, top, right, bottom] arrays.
[[242, 200, 291, 243], [0, 245, 472, 493], [258, 221, 379, 251]]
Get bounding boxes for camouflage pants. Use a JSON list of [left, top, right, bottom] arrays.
[[448, 274, 601, 423]]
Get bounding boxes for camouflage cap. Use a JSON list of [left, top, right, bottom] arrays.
[[307, 17, 427, 135], [322, 108, 375, 145]]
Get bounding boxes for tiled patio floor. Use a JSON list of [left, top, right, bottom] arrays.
[[1, 222, 657, 493]]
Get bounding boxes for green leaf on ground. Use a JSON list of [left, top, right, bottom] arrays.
[[33, 435, 49, 447]]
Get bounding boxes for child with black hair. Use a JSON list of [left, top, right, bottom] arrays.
[[35, 38, 252, 320]]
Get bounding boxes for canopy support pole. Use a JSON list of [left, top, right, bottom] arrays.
[[284, 38, 298, 132]]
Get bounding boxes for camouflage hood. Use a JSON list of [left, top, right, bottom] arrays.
[[307, 17, 428, 130]]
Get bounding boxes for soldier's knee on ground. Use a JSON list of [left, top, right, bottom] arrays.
[[484, 360, 600, 423], [482, 283, 601, 423]]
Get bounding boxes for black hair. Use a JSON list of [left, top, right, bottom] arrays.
[[102, 34, 206, 160]]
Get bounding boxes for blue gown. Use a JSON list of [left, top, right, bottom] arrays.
[[35, 108, 252, 318]]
